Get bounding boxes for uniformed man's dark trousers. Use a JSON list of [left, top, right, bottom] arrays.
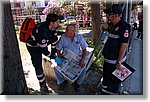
[[102, 61, 121, 95], [26, 45, 46, 85]]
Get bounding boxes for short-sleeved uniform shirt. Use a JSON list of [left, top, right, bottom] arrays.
[[56, 33, 88, 56], [102, 19, 131, 60]]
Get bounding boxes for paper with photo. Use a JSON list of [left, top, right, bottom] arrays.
[[55, 49, 84, 82]]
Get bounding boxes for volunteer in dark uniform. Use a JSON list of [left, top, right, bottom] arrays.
[[26, 13, 63, 92], [101, 4, 131, 94]]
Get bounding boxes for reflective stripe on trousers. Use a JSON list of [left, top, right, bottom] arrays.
[[101, 88, 118, 95], [37, 73, 46, 83]]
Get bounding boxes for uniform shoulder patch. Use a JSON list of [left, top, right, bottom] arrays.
[[124, 30, 129, 38], [42, 39, 46, 43]]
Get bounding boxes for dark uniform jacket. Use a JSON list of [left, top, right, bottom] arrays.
[[27, 22, 64, 57], [102, 19, 131, 60]]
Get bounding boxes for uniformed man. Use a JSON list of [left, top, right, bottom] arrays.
[[26, 13, 63, 92], [101, 4, 131, 94]]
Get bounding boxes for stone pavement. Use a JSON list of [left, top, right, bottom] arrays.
[[123, 37, 143, 94]]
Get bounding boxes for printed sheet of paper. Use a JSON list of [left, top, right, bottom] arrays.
[[112, 65, 132, 81], [55, 49, 84, 82]]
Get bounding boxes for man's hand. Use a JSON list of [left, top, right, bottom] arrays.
[[116, 63, 125, 70], [100, 23, 108, 30], [79, 59, 85, 68]]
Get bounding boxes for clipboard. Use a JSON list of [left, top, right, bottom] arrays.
[[112, 62, 136, 82]]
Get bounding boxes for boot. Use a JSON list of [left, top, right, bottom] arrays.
[[39, 81, 48, 92], [73, 81, 80, 92], [58, 80, 68, 90]]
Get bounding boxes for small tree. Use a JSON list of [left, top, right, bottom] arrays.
[[2, 1, 28, 95], [91, 2, 101, 44]]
